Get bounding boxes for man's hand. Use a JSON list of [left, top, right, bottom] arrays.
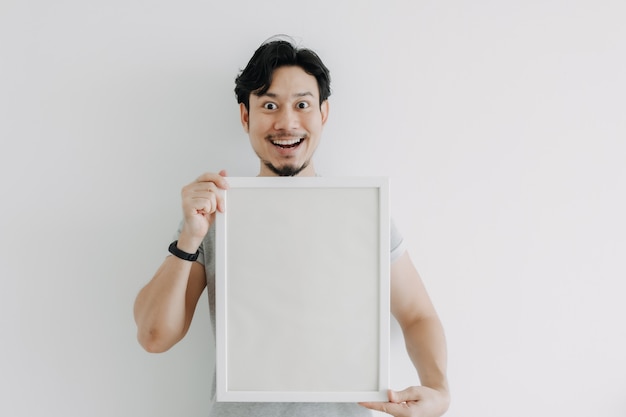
[[178, 170, 229, 249], [359, 386, 450, 417]]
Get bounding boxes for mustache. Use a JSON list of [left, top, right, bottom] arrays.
[[265, 132, 308, 141]]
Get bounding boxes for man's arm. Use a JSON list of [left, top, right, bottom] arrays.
[[133, 171, 229, 353], [361, 251, 450, 417], [134, 258, 207, 353]]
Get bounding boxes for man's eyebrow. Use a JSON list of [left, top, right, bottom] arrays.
[[260, 91, 315, 99]]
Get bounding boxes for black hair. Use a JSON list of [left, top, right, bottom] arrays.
[[234, 37, 331, 110]]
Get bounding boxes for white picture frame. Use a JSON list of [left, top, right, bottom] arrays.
[[215, 177, 390, 402]]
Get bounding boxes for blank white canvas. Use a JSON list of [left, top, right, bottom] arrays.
[[215, 177, 389, 402]]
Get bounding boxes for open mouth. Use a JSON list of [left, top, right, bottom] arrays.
[[270, 137, 304, 149]]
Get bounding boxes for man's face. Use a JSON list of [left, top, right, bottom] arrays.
[[240, 65, 329, 177]]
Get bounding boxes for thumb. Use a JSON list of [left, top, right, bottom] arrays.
[[219, 169, 228, 177], [389, 387, 421, 403]]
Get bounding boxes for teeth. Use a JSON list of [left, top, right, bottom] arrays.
[[272, 138, 302, 146]]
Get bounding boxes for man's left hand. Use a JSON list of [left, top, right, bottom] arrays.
[[359, 386, 450, 417]]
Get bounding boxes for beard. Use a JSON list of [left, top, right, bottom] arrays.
[[263, 160, 310, 177]]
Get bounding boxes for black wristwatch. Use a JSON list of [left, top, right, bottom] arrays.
[[168, 240, 200, 262]]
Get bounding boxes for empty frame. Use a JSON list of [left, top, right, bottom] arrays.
[[215, 177, 389, 402]]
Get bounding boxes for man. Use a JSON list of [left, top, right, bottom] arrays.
[[134, 37, 450, 417]]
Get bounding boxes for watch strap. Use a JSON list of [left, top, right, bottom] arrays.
[[168, 240, 200, 262]]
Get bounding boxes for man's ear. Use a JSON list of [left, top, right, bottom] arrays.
[[320, 100, 329, 126], [239, 102, 249, 132]]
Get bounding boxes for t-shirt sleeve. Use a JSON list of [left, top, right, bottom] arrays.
[[390, 218, 406, 263]]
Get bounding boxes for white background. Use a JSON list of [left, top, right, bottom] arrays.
[[1, 1, 625, 416]]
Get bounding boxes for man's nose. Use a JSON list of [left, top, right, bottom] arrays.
[[274, 107, 299, 130]]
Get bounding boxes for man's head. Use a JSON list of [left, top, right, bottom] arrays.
[[235, 38, 331, 177], [235, 37, 331, 111]]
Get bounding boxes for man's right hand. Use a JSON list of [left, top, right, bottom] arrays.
[[178, 170, 229, 250]]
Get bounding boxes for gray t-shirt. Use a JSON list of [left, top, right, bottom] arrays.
[[175, 220, 406, 416]]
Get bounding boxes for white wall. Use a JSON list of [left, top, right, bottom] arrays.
[[1, 1, 625, 416]]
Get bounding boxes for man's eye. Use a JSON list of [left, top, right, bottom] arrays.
[[264, 102, 277, 110], [296, 101, 310, 109]]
